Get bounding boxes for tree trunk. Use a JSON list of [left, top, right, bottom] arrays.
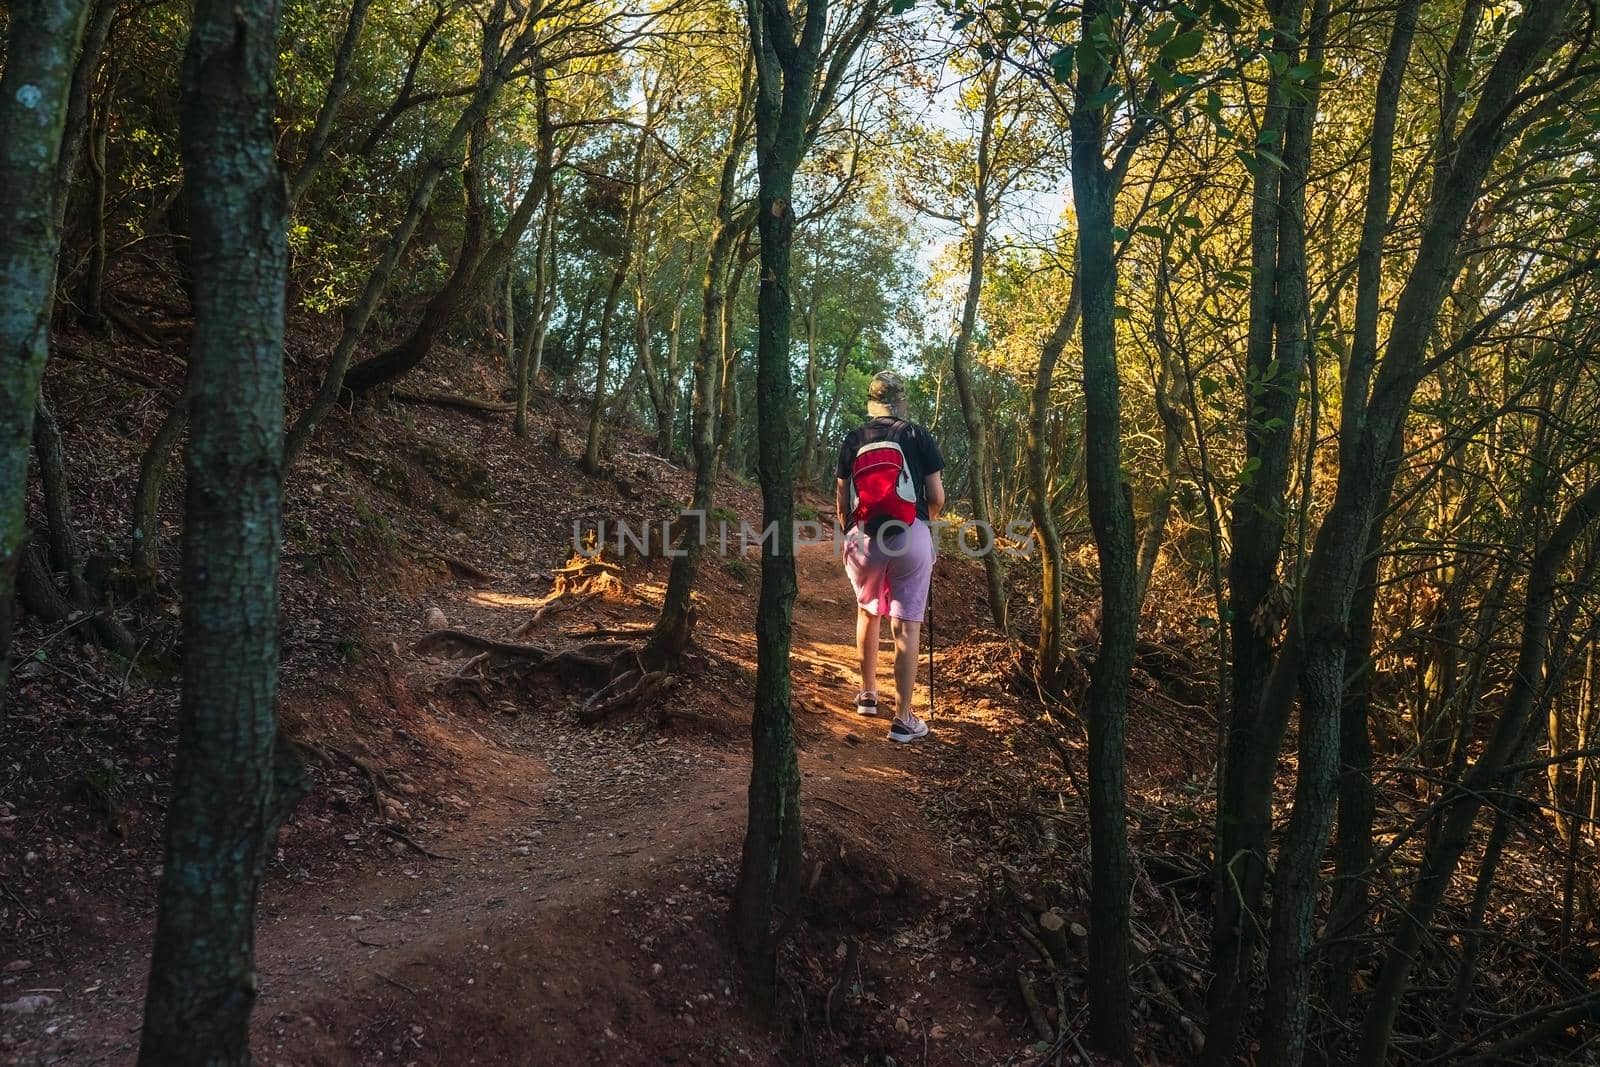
[[1069, 11, 1134, 1054], [1320, 516, 1382, 1024], [718, 251, 753, 478], [0, 0, 93, 708], [80, 76, 113, 328], [503, 266, 516, 381], [16, 536, 73, 626], [343, 79, 553, 398], [351, 0, 453, 159], [583, 122, 652, 474], [138, 1, 305, 1061], [285, 9, 537, 461], [798, 291, 820, 486], [1252, 4, 1572, 1061], [649, 321, 721, 661], [633, 260, 674, 456], [54, 0, 119, 227], [131, 399, 190, 598], [1356, 482, 1600, 1064], [515, 191, 558, 437], [816, 323, 860, 472], [732, 0, 842, 1015], [1135, 257, 1184, 609], [952, 57, 1009, 634], [648, 191, 752, 659], [612, 326, 648, 426], [32, 399, 136, 655], [1205, 0, 1316, 1049], [1025, 281, 1079, 695], [286, 0, 374, 210], [1253, 5, 1335, 1061], [662, 299, 684, 458]]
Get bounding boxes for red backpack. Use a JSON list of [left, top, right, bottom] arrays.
[[849, 435, 918, 529]]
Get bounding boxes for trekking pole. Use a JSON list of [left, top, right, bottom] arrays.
[[927, 563, 934, 721]]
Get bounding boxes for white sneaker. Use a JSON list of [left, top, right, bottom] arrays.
[[854, 692, 880, 717], [888, 715, 929, 743]]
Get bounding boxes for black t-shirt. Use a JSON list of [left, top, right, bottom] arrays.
[[836, 416, 946, 525]]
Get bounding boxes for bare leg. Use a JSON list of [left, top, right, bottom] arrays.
[[890, 617, 922, 722], [857, 607, 881, 697]]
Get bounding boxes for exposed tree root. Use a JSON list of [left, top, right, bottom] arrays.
[[379, 824, 459, 862], [578, 667, 677, 724], [392, 389, 516, 415], [417, 549, 706, 725], [415, 628, 623, 679], [1016, 970, 1054, 1043]]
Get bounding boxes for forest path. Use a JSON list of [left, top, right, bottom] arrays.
[[24, 538, 996, 1066]]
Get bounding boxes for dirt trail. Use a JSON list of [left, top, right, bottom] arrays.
[[9, 539, 1003, 1066]]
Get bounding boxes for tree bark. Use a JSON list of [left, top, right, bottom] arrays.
[[79, 76, 112, 328], [583, 116, 653, 474], [1135, 255, 1184, 609], [0, 0, 94, 709], [1253, 4, 1336, 1060], [815, 323, 860, 471], [1317, 0, 1422, 1024], [633, 254, 684, 458], [797, 268, 820, 485], [1025, 281, 1079, 695], [1070, 5, 1134, 1053], [138, 0, 305, 1061], [1254, 5, 1573, 1062], [130, 398, 189, 598], [32, 398, 136, 655], [732, 0, 851, 1016], [53, 0, 119, 227], [1205, 0, 1317, 1049], [718, 249, 754, 477], [648, 208, 752, 658]]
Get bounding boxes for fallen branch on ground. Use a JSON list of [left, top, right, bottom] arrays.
[[1016, 970, 1054, 1043]]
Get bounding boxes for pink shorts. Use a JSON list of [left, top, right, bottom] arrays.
[[843, 520, 934, 623]]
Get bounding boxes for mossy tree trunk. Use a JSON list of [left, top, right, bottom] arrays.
[[138, 0, 305, 1060], [0, 0, 94, 709]]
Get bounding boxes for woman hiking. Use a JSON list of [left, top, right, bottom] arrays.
[[835, 371, 946, 743]]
